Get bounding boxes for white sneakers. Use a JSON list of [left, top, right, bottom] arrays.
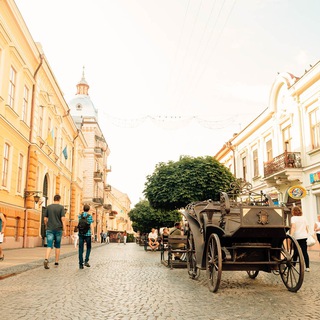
[[305, 268, 310, 272]]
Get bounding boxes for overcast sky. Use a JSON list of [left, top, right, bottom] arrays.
[[15, 0, 320, 206]]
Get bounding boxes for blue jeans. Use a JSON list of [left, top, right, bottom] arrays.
[[78, 235, 92, 266], [46, 230, 63, 249]]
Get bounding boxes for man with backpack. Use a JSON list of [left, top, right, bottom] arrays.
[[78, 204, 94, 269]]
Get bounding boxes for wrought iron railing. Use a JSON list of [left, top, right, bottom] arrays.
[[263, 152, 301, 177]]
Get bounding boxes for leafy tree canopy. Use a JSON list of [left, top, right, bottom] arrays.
[[144, 155, 235, 211], [128, 200, 181, 234]]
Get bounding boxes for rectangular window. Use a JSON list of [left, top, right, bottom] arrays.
[[242, 156, 247, 181], [266, 140, 273, 161], [253, 149, 259, 177], [17, 153, 23, 193], [2, 143, 10, 187], [22, 86, 29, 122], [8, 66, 16, 108], [282, 125, 292, 152], [310, 108, 320, 149]]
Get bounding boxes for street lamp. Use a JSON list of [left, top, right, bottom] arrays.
[[24, 191, 42, 204]]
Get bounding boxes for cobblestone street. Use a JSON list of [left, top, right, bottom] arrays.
[[1, 243, 320, 320]]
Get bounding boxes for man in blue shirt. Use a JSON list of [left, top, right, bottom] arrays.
[[78, 204, 94, 269]]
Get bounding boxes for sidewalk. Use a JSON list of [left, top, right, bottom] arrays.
[[0, 242, 105, 279]]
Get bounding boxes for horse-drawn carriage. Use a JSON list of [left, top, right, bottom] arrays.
[[183, 182, 304, 293]]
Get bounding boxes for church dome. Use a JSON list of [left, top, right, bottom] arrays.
[[69, 68, 98, 119]]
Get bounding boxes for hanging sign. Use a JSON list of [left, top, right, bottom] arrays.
[[288, 185, 307, 199]]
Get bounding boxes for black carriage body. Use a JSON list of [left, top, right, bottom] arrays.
[[184, 200, 290, 272]]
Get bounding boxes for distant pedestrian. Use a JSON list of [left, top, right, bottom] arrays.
[[43, 195, 66, 269], [123, 231, 127, 245], [0, 212, 7, 261], [117, 232, 121, 244], [105, 231, 110, 244], [78, 204, 94, 269], [71, 226, 79, 248], [290, 206, 310, 272], [100, 230, 105, 243], [314, 214, 320, 244]]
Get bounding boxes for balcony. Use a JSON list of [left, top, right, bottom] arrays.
[[109, 210, 118, 219], [92, 197, 103, 204], [263, 152, 302, 185], [103, 203, 112, 211], [93, 171, 103, 181], [104, 184, 111, 192], [94, 147, 103, 157]]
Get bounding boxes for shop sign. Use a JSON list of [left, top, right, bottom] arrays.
[[287, 185, 307, 199], [310, 171, 320, 184]]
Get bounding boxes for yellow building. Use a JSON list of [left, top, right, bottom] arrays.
[[0, 0, 86, 248]]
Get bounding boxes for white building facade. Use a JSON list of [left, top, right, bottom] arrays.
[[215, 63, 320, 231]]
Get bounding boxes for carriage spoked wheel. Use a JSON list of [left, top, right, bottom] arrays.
[[187, 233, 200, 279], [279, 234, 304, 292], [247, 270, 259, 279], [206, 233, 222, 293]]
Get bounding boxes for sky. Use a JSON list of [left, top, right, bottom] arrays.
[[14, 0, 320, 206]]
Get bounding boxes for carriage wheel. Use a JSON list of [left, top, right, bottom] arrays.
[[206, 233, 222, 293], [187, 233, 200, 279], [279, 234, 304, 292], [247, 270, 259, 279]]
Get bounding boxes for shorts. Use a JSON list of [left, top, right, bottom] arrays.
[[46, 230, 63, 249], [0, 233, 3, 243]]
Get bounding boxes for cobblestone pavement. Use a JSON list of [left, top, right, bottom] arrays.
[[1, 243, 320, 320]]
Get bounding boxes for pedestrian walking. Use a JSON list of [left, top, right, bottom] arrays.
[[123, 231, 127, 245], [290, 206, 310, 272], [0, 212, 7, 261], [314, 214, 320, 243], [105, 231, 110, 244], [71, 226, 79, 248], [78, 204, 94, 269], [117, 232, 121, 244], [43, 195, 66, 269]]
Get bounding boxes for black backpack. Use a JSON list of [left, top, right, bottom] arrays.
[[78, 214, 90, 235]]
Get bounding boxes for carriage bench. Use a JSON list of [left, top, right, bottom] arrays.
[[167, 235, 188, 269]]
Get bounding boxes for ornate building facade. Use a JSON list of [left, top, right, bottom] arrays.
[[215, 66, 320, 231]]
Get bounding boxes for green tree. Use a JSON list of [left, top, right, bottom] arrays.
[[144, 155, 235, 211], [128, 200, 180, 233]]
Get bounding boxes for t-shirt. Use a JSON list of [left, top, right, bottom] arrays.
[[291, 215, 308, 240], [77, 212, 94, 236], [44, 204, 65, 231], [149, 231, 158, 240]]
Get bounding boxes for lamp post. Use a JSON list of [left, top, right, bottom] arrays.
[[24, 190, 42, 204]]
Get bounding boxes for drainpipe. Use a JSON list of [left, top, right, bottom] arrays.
[[69, 130, 80, 243], [23, 54, 44, 248]]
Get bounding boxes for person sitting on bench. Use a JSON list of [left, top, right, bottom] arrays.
[[148, 228, 159, 251], [169, 222, 185, 260]]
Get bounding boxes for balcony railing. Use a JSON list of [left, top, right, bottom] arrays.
[[103, 203, 112, 210], [93, 171, 103, 181], [92, 197, 103, 204], [264, 152, 301, 177], [104, 184, 111, 191], [94, 147, 103, 157]]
